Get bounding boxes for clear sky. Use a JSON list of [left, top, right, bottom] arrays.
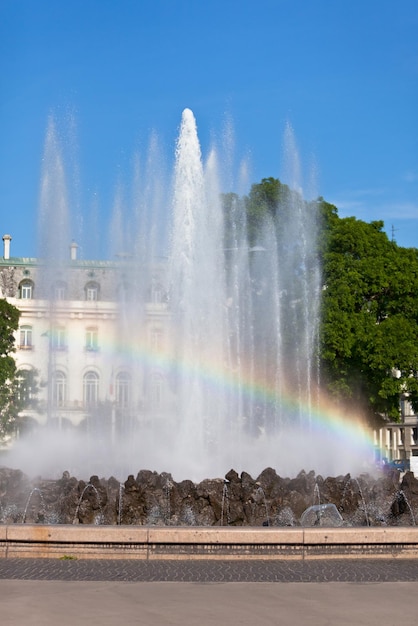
[[1, 0, 417, 258]]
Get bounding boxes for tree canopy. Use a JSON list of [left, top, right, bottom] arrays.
[[321, 214, 418, 419], [244, 177, 292, 245]]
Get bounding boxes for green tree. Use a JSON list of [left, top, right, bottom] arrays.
[[321, 216, 418, 420], [244, 177, 291, 245], [0, 298, 20, 436]]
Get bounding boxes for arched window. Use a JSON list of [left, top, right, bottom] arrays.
[[19, 325, 33, 349], [116, 371, 131, 408], [19, 280, 34, 299], [83, 371, 99, 406], [52, 371, 66, 407], [85, 281, 100, 301]]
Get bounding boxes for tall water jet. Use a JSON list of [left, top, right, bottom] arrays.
[[38, 116, 71, 265], [37, 117, 72, 429], [168, 109, 229, 471]]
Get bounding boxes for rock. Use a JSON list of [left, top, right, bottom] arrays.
[[0, 465, 413, 527]]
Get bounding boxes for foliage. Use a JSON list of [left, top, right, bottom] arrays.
[[320, 215, 418, 420], [244, 177, 291, 245], [59, 555, 78, 560], [15, 368, 40, 413], [0, 299, 20, 436]]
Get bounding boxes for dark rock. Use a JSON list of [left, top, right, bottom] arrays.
[[0, 465, 415, 527]]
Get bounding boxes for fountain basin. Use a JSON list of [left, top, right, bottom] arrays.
[[2, 525, 418, 560]]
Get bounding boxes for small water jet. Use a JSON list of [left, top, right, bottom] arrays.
[[392, 490, 416, 526], [313, 482, 321, 507], [353, 477, 370, 527], [117, 483, 124, 526], [22, 487, 46, 523], [164, 479, 173, 526], [221, 482, 230, 526], [300, 503, 344, 527], [255, 486, 270, 526], [73, 481, 104, 525]]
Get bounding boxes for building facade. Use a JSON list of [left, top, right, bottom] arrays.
[[0, 234, 172, 434]]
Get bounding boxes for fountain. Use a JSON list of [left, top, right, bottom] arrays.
[[0, 108, 392, 531], [1, 107, 374, 484]]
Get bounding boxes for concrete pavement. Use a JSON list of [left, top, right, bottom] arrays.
[[1, 558, 418, 625], [1, 579, 417, 625]]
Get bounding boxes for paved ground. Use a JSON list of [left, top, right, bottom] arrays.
[[1, 557, 418, 582], [1, 559, 418, 625]]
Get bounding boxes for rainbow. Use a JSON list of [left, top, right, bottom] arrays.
[[94, 331, 378, 466]]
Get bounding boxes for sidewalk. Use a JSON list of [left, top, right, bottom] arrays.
[[0, 580, 416, 626]]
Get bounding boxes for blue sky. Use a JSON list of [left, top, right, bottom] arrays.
[[1, 0, 417, 258]]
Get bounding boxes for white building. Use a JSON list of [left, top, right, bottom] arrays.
[[0, 234, 172, 434], [375, 405, 418, 470]]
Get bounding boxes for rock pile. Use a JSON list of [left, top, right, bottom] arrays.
[[0, 465, 416, 526]]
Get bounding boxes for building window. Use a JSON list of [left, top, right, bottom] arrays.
[[116, 371, 131, 408], [85, 327, 98, 351], [51, 327, 67, 350], [149, 278, 166, 304], [52, 371, 66, 407], [53, 281, 67, 300], [150, 327, 163, 351], [84, 371, 99, 407], [85, 281, 100, 301], [20, 280, 34, 299], [150, 372, 163, 408], [19, 325, 33, 349]]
